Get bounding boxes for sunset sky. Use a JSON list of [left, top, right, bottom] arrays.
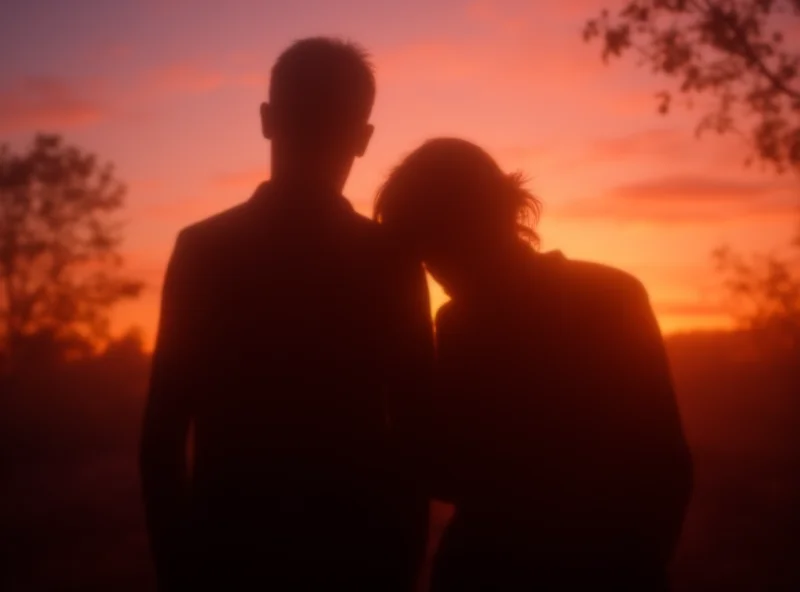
[[3, 0, 798, 347]]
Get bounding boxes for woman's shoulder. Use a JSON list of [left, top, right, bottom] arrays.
[[541, 251, 649, 305]]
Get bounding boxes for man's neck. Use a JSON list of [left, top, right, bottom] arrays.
[[270, 172, 344, 198]]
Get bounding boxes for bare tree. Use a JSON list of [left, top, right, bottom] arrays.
[[0, 134, 143, 370]]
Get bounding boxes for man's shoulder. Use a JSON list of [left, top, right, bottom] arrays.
[[341, 205, 384, 241], [176, 201, 254, 252], [336, 206, 414, 267]]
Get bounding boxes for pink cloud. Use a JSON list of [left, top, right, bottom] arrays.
[[128, 178, 167, 194], [210, 167, 267, 190], [131, 195, 236, 222], [610, 175, 797, 203], [0, 63, 255, 137], [466, 0, 607, 25], [554, 0, 623, 20], [588, 128, 691, 161], [130, 61, 263, 105], [555, 175, 799, 224], [376, 42, 482, 84], [629, 263, 718, 287], [466, 0, 528, 33], [498, 143, 553, 163], [147, 63, 226, 96], [602, 88, 713, 117], [125, 169, 266, 226], [374, 34, 603, 99], [578, 126, 756, 171], [96, 41, 133, 60], [0, 77, 106, 133], [555, 200, 796, 224]]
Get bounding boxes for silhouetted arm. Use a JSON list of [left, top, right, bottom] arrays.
[[428, 304, 469, 504], [385, 256, 436, 480], [607, 281, 694, 564], [379, 253, 436, 577], [139, 232, 199, 590]]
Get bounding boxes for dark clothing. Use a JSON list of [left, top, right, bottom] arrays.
[[140, 182, 434, 591], [429, 250, 693, 591]]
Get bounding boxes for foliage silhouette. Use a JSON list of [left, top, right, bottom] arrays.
[[0, 134, 143, 372], [714, 236, 800, 357], [583, 1, 800, 353], [584, 0, 800, 173]]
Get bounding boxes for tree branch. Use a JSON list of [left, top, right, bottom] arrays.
[[702, 0, 800, 100]]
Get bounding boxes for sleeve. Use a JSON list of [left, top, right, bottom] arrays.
[[426, 305, 487, 506], [383, 255, 436, 482], [378, 252, 437, 571], [139, 231, 200, 590], [426, 305, 463, 504], [606, 279, 694, 564]]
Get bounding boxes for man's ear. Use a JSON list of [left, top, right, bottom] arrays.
[[260, 102, 273, 140], [354, 123, 374, 158]]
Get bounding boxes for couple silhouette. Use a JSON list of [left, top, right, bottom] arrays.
[[140, 37, 693, 591]]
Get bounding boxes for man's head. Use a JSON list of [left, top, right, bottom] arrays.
[[261, 37, 376, 192]]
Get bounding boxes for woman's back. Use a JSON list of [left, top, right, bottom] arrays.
[[430, 250, 690, 590], [370, 137, 690, 590]]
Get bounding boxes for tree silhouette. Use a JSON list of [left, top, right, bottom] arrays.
[[0, 134, 143, 372], [584, 0, 800, 173], [584, 1, 800, 356], [714, 236, 800, 356]]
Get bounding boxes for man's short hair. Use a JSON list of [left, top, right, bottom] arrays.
[[270, 37, 376, 128]]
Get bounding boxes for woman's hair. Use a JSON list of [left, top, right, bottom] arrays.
[[373, 138, 542, 248]]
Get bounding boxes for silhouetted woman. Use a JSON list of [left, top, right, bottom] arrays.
[[374, 138, 693, 591]]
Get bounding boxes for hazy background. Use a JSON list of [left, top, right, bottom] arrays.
[[2, 0, 797, 340], [2, 1, 798, 591]]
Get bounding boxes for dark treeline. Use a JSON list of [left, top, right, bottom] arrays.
[[1, 328, 798, 591]]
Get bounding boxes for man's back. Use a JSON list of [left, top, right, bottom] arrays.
[[141, 182, 433, 590]]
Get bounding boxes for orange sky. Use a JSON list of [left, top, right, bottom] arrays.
[[3, 0, 798, 347]]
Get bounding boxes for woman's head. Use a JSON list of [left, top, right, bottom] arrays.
[[374, 138, 541, 296]]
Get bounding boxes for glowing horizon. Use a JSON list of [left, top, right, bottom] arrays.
[[2, 0, 796, 348]]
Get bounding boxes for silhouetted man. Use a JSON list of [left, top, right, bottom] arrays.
[[140, 38, 434, 591]]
